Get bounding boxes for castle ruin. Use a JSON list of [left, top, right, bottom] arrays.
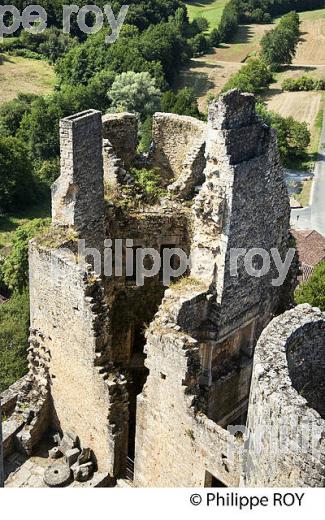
[[1, 90, 324, 488]]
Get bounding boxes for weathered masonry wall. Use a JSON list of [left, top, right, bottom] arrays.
[[29, 243, 128, 476], [187, 92, 292, 426], [104, 205, 190, 367], [244, 305, 325, 487], [191, 90, 291, 329], [134, 92, 294, 486], [52, 110, 105, 249], [102, 112, 138, 170], [149, 112, 207, 188], [134, 325, 241, 487]]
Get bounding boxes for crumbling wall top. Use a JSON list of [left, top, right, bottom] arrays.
[[208, 89, 257, 130]]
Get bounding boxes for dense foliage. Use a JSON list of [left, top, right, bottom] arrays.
[[257, 103, 311, 166], [0, 28, 78, 63], [0, 290, 30, 393], [161, 87, 202, 118], [282, 76, 325, 91], [1, 219, 50, 293], [223, 58, 273, 94], [212, 0, 323, 45], [260, 11, 300, 70], [0, 136, 36, 212], [295, 261, 325, 311]]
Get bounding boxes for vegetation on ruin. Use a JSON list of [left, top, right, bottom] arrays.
[[170, 275, 207, 292], [0, 219, 56, 391], [35, 225, 79, 250], [131, 168, 168, 204], [295, 261, 325, 311]]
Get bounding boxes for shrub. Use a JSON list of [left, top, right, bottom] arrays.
[[161, 87, 201, 118], [282, 76, 325, 91], [210, 27, 221, 47], [0, 290, 30, 393], [131, 168, 166, 204], [189, 33, 210, 56], [0, 136, 36, 212], [295, 260, 325, 311], [1, 219, 50, 293], [223, 58, 273, 94]]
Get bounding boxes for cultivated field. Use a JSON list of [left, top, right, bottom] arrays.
[[176, 58, 242, 112], [0, 54, 55, 105], [176, 22, 273, 111], [293, 17, 325, 66], [266, 91, 323, 127], [210, 23, 274, 62], [186, 0, 230, 29], [264, 11, 325, 152]]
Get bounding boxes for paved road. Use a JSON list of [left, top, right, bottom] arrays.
[[291, 109, 325, 237]]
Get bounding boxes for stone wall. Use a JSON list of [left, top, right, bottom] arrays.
[[133, 92, 294, 486], [52, 110, 105, 249], [149, 112, 207, 188], [28, 242, 128, 476], [244, 305, 325, 487], [0, 377, 28, 417], [104, 204, 190, 366], [134, 324, 242, 487], [191, 90, 291, 331], [102, 113, 138, 170]]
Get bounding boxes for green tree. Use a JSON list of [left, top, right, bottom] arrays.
[[257, 103, 311, 165], [2, 219, 50, 293], [107, 71, 162, 122], [0, 93, 38, 137], [295, 261, 325, 311], [192, 17, 209, 33], [260, 12, 300, 70], [161, 87, 201, 118], [0, 136, 36, 212], [223, 58, 273, 94], [0, 290, 30, 393]]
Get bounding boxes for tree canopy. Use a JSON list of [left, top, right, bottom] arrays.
[[295, 261, 325, 311]]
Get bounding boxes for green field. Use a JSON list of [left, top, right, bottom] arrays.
[[0, 53, 55, 106], [299, 8, 325, 21], [186, 0, 230, 30]]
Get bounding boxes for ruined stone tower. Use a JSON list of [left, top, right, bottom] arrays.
[[2, 90, 324, 488]]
